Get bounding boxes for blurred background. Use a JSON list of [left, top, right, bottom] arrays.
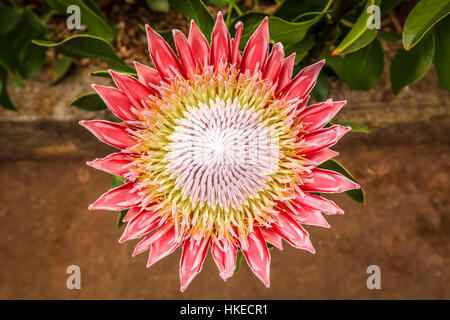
[[0, 0, 449, 299]]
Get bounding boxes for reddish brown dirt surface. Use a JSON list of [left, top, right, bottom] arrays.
[[0, 122, 448, 299]]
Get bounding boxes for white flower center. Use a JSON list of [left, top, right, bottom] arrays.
[[164, 98, 280, 210]]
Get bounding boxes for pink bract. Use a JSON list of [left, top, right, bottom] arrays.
[[81, 12, 360, 291]]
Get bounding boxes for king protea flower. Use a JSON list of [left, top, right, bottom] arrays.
[[81, 12, 360, 291]]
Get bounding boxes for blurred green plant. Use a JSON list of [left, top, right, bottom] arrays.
[[47, 0, 116, 41], [0, 0, 52, 110], [110, 175, 128, 228], [1, 0, 448, 112], [146, 0, 169, 13]]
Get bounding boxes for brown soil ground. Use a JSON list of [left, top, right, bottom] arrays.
[[0, 121, 448, 299]]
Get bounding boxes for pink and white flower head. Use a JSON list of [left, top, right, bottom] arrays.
[[81, 12, 360, 291]]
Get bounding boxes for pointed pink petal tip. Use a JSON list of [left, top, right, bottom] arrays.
[[259, 16, 269, 28], [303, 168, 361, 193], [134, 61, 162, 87], [88, 183, 141, 211], [180, 238, 209, 292], [85, 159, 102, 170], [132, 222, 174, 257], [210, 10, 231, 67], [272, 212, 316, 253], [118, 211, 159, 244], [109, 69, 156, 103], [301, 99, 347, 132], [172, 29, 197, 77], [294, 192, 344, 215], [86, 152, 132, 176], [276, 53, 296, 94], [304, 237, 316, 254], [282, 59, 326, 100], [146, 231, 181, 268], [107, 69, 117, 77], [337, 125, 352, 136], [262, 42, 284, 83], [303, 125, 351, 154], [305, 148, 340, 166], [219, 271, 233, 281], [79, 120, 134, 150], [240, 16, 269, 73], [188, 19, 210, 68], [311, 59, 326, 71], [260, 227, 284, 251], [273, 42, 283, 50], [145, 25, 185, 79], [242, 230, 271, 288], [211, 240, 237, 282]]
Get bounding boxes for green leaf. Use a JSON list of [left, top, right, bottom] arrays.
[[0, 35, 24, 88], [284, 35, 316, 64], [19, 42, 46, 79], [32, 35, 134, 73], [274, 0, 330, 21], [1, 8, 51, 81], [309, 72, 329, 103], [330, 121, 370, 133], [327, 39, 384, 90], [168, 0, 215, 41], [9, 20, 39, 55], [333, 0, 381, 55], [268, 0, 332, 45], [138, 24, 174, 43], [390, 33, 435, 95], [0, 66, 17, 111], [23, 7, 51, 39], [158, 29, 175, 43], [434, 18, 450, 91], [20, 41, 45, 77], [50, 55, 74, 83], [111, 175, 125, 188], [380, 30, 401, 42], [71, 92, 107, 111], [380, 0, 409, 16], [340, 28, 377, 55], [205, 0, 228, 8], [231, 12, 268, 49], [47, 0, 116, 42], [83, 0, 108, 18], [109, 175, 127, 228], [233, 250, 243, 275], [117, 210, 128, 228], [89, 69, 137, 78], [0, 5, 22, 34], [319, 159, 365, 204], [402, 0, 450, 50], [146, 0, 169, 12]]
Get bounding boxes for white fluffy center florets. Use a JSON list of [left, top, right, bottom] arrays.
[[164, 98, 280, 210]]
